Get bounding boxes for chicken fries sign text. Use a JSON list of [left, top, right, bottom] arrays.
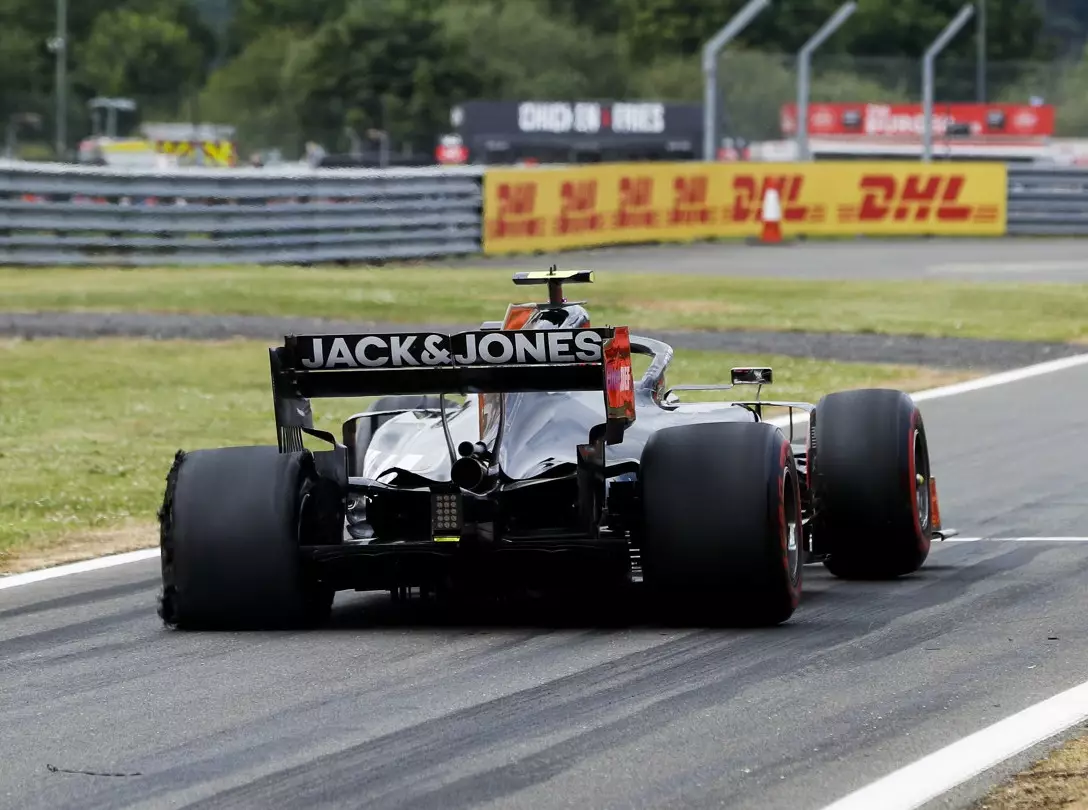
[[481, 161, 1007, 254]]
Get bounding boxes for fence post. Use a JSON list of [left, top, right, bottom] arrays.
[[701, 0, 772, 162], [796, 2, 857, 162], [923, 4, 975, 163]]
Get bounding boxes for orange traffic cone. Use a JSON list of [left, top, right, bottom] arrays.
[[760, 181, 783, 244]]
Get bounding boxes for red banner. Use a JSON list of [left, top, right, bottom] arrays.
[[780, 102, 1055, 139]]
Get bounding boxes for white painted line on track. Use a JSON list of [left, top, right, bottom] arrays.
[[767, 352, 1088, 434], [818, 678, 1088, 810], [927, 260, 1088, 275], [5, 351, 1088, 590], [0, 548, 160, 590], [909, 352, 1088, 403], [940, 536, 1088, 543]]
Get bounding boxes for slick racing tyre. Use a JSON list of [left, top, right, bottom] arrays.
[[809, 388, 932, 580], [158, 446, 342, 630], [639, 422, 803, 626]]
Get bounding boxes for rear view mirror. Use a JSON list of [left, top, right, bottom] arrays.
[[731, 367, 773, 385]]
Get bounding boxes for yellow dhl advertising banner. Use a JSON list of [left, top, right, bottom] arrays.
[[482, 161, 1007, 254]]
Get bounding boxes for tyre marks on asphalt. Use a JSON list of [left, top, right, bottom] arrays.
[[0, 579, 152, 620], [0, 541, 1068, 810], [1, 539, 1087, 810]]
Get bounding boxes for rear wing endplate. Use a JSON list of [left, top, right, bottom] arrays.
[[269, 326, 635, 452]]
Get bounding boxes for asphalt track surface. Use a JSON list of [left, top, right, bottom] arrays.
[[445, 237, 1088, 282], [3, 360, 1088, 810]]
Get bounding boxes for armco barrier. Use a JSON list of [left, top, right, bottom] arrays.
[[1007, 165, 1088, 236], [2, 160, 1085, 267], [0, 160, 485, 266], [481, 161, 1009, 254]]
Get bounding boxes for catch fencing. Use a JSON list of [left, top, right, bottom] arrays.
[[0, 160, 1086, 266]]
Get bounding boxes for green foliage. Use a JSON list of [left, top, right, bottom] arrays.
[[1051, 56, 1088, 136], [0, 0, 214, 104], [535, 0, 622, 35], [197, 28, 308, 152], [710, 51, 911, 140], [1045, 0, 1088, 56], [2, 0, 1083, 156], [616, 0, 1046, 64], [619, 0, 747, 64], [79, 7, 204, 113], [991, 42, 1088, 136], [434, 0, 629, 99], [0, 27, 48, 117], [225, 0, 346, 55], [287, 0, 481, 150]]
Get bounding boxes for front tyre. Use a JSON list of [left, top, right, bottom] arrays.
[[810, 389, 932, 579], [639, 422, 803, 626]]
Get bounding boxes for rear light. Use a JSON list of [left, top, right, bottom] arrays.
[[431, 492, 463, 535]]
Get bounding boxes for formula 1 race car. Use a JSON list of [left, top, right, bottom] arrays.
[[157, 268, 955, 630]]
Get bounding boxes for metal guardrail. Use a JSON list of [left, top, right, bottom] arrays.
[[2, 161, 1087, 266], [0, 160, 486, 266], [1007, 165, 1088, 236]]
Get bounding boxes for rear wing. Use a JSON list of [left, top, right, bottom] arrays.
[[269, 326, 635, 452]]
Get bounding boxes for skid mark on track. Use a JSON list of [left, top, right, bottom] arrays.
[[71, 546, 1052, 810]]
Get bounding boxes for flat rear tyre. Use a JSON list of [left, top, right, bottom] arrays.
[[158, 446, 340, 630]]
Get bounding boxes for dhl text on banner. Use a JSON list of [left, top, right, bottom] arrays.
[[481, 161, 1007, 254]]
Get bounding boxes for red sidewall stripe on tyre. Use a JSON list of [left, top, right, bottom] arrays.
[[907, 409, 930, 557]]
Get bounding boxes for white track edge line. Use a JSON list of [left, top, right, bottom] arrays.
[[909, 351, 1088, 403], [0, 548, 160, 590], [818, 678, 1088, 810], [5, 351, 1088, 589], [766, 350, 1088, 431], [940, 536, 1088, 542]]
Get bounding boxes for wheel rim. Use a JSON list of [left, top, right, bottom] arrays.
[[913, 428, 930, 529]]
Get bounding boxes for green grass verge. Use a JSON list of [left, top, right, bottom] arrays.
[[2, 266, 1087, 342], [0, 337, 970, 573]]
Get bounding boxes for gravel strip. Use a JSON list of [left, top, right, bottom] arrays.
[[1, 310, 1083, 371]]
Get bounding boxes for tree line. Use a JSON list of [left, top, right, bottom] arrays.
[[1, 0, 1085, 159]]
